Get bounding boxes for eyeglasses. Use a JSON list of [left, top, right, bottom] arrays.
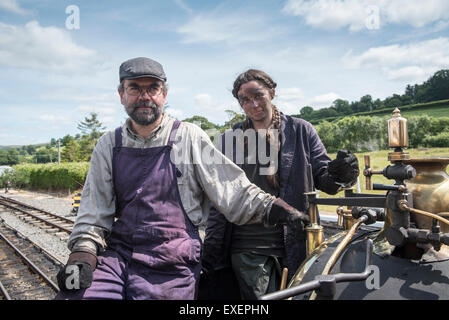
[[125, 85, 163, 97], [238, 92, 266, 107]]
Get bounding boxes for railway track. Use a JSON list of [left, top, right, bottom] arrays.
[[0, 220, 60, 300], [0, 195, 74, 241]]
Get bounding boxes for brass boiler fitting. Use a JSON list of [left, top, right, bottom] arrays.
[[336, 206, 356, 230], [387, 108, 410, 162], [305, 190, 324, 257], [336, 188, 358, 230], [364, 108, 411, 190], [363, 155, 383, 190], [305, 164, 324, 257]]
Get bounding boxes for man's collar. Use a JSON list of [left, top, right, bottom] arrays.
[[125, 113, 168, 139]]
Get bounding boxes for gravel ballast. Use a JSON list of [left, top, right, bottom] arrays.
[[0, 189, 74, 264], [0, 188, 209, 265]]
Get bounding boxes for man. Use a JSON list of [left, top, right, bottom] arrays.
[[199, 69, 359, 300], [55, 58, 308, 300]]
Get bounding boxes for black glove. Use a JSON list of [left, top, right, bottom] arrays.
[[265, 198, 310, 236], [57, 251, 97, 291], [328, 149, 359, 187]]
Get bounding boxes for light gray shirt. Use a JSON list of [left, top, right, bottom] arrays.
[[69, 114, 275, 254]]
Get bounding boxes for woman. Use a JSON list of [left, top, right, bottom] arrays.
[[200, 69, 359, 300]]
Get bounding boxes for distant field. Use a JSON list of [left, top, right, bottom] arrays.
[[318, 147, 449, 215], [308, 99, 449, 125], [401, 106, 449, 118]]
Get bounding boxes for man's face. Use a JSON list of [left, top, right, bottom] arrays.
[[237, 80, 274, 123], [119, 77, 167, 126]]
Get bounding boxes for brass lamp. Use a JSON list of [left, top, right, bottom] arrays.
[[387, 108, 410, 162]]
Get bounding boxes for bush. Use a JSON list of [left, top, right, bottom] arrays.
[[316, 116, 387, 153], [422, 132, 449, 147], [11, 162, 90, 191]]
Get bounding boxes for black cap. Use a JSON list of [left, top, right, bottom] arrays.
[[119, 57, 167, 83]]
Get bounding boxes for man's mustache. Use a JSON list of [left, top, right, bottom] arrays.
[[131, 101, 158, 110]]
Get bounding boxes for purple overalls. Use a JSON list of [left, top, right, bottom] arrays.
[[57, 120, 202, 300]]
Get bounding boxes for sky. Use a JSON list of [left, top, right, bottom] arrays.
[[1, 0, 449, 146]]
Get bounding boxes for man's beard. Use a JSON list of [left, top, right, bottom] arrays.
[[125, 101, 162, 126]]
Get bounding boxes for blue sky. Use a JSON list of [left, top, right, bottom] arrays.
[[1, 0, 449, 146]]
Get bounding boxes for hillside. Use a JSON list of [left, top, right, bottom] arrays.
[[303, 99, 449, 125]]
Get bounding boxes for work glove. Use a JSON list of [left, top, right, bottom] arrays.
[[56, 251, 97, 291], [265, 198, 310, 236], [328, 149, 359, 187]]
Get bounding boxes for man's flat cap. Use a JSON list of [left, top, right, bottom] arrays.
[[119, 57, 167, 83]]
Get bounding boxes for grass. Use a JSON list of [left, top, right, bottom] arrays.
[[308, 99, 449, 125], [401, 106, 449, 118], [318, 147, 449, 215]]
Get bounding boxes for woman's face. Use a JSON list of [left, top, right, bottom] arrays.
[[237, 80, 274, 124]]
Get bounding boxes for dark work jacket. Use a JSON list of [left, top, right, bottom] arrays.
[[199, 114, 340, 299]]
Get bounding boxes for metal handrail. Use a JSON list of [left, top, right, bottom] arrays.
[[260, 239, 373, 300]]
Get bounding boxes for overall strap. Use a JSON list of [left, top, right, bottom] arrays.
[[168, 120, 181, 147], [114, 127, 122, 148]]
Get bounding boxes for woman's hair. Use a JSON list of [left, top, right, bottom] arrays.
[[233, 69, 282, 190], [232, 69, 277, 99]]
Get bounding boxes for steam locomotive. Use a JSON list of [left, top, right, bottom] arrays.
[[262, 109, 449, 300]]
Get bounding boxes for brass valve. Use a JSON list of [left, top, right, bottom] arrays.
[[363, 155, 383, 190], [336, 206, 356, 230]]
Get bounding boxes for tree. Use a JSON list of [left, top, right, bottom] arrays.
[[404, 84, 416, 103], [359, 95, 373, 112], [223, 110, 246, 129], [350, 101, 360, 113], [6, 149, 19, 165], [35, 146, 58, 163], [77, 136, 96, 162], [77, 112, 106, 140], [61, 134, 75, 147], [61, 137, 80, 162], [299, 106, 314, 120], [183, 116, 218, 131], [0, 150, 8, 165], [26, 145, 36, 154], [426, 69, 449, 102], [384, 95, 402, 109], [373, 99, 384, 111], [332, 99, 351, 115]]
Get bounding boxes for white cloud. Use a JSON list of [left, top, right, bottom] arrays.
[[38, 89, 120, 124], [0, 0, 29, 15], [382, 0, 449, 28], [192, 93, 240, 123], [273, 87, 305, 114], [343, 37, 449, 82], [166, 107, 185, 119], [38, 114, 72, 124], [385, 66, 428, 82], [173, 0, 193, 15], [177, 12, 282, 45], [194, 93, 225, 112], [274, 88, 339, 112], [283, 0, 449, 31], [77, 103, 118, 116], [283, 0, 367, 31], [276, 87, 304, 101], [309, 92, 341, 108], [0, 20, 102, 73]]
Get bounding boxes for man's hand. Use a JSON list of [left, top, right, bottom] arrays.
[[265, 198, 310, 236], [56, 251, 97, 291], [328, 149, 359, 187]]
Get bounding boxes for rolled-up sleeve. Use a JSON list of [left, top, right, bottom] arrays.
[[67, 133, 116, 252], [187, 126, 275, 225]]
